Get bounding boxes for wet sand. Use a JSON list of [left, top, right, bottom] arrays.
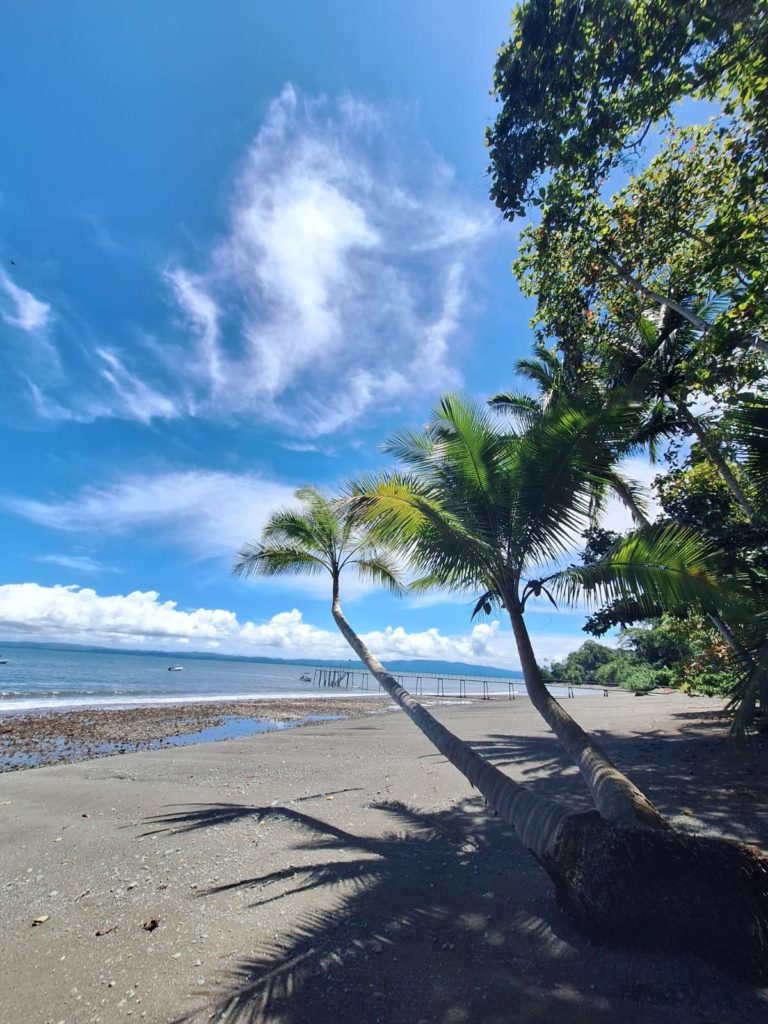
[[0, 697, 395, 771], [0, 692, 766, 1024]]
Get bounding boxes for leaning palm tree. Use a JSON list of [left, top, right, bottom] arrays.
[[347, 393, 768, 980], [233, 486, 569, 861]]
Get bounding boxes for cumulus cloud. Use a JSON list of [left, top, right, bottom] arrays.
[[0, 271, 51, 332], [0, 582, 525, 664]]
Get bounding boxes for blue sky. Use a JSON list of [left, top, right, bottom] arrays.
[[0, 1, 647, 668]]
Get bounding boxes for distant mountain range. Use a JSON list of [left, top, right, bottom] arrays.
[[0, 639, 522, 679]]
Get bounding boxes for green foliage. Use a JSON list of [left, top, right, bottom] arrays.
[[656, 458, 768, 583], [489, 0, 768, 413], [513, 121, 768, 358], [550, 617, 741, 696], [488, 0, 767, 216], [621, 615, 742, 697], [544, 638, 670, 692]]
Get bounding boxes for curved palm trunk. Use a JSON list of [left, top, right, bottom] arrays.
[[330, 586, 571, 860], [330, 586, 768, 983], [507, 605, 667, 829]]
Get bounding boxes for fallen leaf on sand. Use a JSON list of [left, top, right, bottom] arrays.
[[143, 917, 159, 932], [32, 916, 49, 926]]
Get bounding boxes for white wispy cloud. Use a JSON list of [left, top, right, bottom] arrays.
[[36, 554, 119, 575], [162, 85, 493, 435], [0, 271, 51, 332], [14, 88, 493, 433], [6, 469, 299, 559]]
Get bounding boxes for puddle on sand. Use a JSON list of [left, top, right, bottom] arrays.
[[0, 714, 343, 771]]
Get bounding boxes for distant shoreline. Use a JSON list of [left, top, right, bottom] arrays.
[[0, 639, 523, 679]]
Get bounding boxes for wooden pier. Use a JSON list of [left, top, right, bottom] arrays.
[[308, 666, 610, 700]]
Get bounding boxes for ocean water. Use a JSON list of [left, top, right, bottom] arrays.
[[0, 645, 596, 712]]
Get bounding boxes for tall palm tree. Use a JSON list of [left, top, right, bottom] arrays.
[[348, 393, 768, 980]]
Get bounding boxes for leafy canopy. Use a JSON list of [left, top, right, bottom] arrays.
[[487, 0, 767, 216]]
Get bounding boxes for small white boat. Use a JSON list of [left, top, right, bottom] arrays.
[[0, 659, 9, 665], [167, 665, 184, 672], [299, 673, 311, 682]]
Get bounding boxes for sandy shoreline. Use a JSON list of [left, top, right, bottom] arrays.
[[0, 696, 397, 771], [0, 692, 766, 1023]]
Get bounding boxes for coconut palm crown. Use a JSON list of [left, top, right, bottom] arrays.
[[233, 486, 403, 598]]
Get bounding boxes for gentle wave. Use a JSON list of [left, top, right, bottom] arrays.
[[0, 691, 397, 713]]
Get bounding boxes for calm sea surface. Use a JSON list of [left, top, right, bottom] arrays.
[[0, 645, 592, 712]]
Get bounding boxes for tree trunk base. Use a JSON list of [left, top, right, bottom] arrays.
[[545, 812, 768, 983]]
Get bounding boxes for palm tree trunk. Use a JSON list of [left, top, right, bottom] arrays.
[[330, 587, 768, 983], [506, 604, 668, 829], [603, 255, 715, 334], [330, 585, 571, 860], [673, 397, 757, 523]]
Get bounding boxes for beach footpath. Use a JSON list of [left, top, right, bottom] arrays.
[[0, 694, 766, 1024]]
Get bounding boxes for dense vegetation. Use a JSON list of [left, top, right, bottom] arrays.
[[488, 0, 768, 725]]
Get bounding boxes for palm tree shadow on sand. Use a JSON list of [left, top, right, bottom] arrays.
[[143, 799, 768, 1024]]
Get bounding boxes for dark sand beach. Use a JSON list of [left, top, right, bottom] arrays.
[[0, 697, 395, 772], [0, 692, 766, 1024]]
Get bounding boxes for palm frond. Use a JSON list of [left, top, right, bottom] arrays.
[[353, 555, 404, 594], [348, 471, 496, 593], [487, 390, 543, 429], [547, 526, 741, 621], [729, 397, 768, 502], [730, 638, 768, 737], [233, 542, 328, 579], [510, 397, 646, 566]]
